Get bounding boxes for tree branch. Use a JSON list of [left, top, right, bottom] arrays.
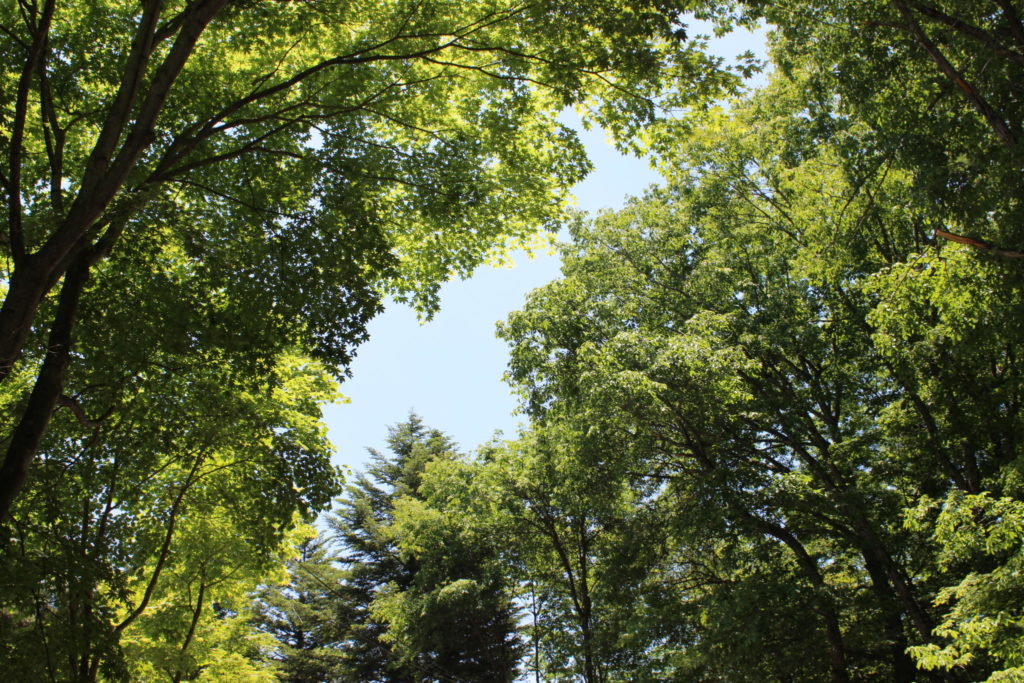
[[936, 228, 1024, 258], [56, 394, 112, 429], [77, 0, 162, 202], [0, 253, 91, 523], [892, 0, 1017, 149], [905, 0, 1024, 66], [114, 453, 204, 634], [993, 0, 1024, 49], [38, 37, 66, 216], [172, 571, 207, 683], [7, 0, 56, 263]]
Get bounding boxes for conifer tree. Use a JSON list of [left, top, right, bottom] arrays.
[[328, 416, 521, 682], [253, 534, 347, 683]]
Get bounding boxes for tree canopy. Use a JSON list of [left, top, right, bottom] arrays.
[[0, 0, 745, 521], [5, 1, 1024, 680]]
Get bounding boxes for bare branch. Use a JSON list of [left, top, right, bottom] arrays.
[[38, 38, 66, 215], [936, 228, 1024, 258], [169, 177, 304, 219], [159, 2, 530, 162], [0, 21, 30, 50]]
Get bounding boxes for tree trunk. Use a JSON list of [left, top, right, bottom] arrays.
[[751, 515, 852, 683], [861, 551, 917, 682], [0, 262, 58, 383], [0, 257, 91, 522], [172, 576, 207, 683]]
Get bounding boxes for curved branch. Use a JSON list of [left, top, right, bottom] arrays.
[[56, 394, 112, 429], [114, 453, 204, 635], [936, 228, 1024, 258]]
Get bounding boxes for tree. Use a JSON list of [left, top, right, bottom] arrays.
[[498, 67, 1024, 679], [377, 459, 523, 682], [0, 352, 341, 681], [327, 416, 521, 681], [399, 423, 660, 683], [0, 0, 745, 521], [327, 417, 444, 681], [252, 531, 348, 683], [742, 0, 1024, 253], [480, 426, 636, 683]]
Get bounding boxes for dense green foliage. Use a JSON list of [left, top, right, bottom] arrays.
[[0, 0, 742, 521], [250, 418, 522, 682], [252, 534, 348, 682], [5, 0, 1024, 680], [485, 6, 1024, 675], [0, 353, 338, 680], [328, 417, 521, 682], [0, 1, 738, 680]]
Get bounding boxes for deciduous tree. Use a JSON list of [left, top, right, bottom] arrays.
[[0, 0, 743, 520]]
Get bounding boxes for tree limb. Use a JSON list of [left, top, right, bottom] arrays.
[[905, 0, 1024, 67], [0, 254, 91, 523], [993, 0, 1024, 49], [891, 0, 1017, 149], [114, 452, 204, 634], [936, 228, 1024, 258], [56, 394, 111, 429], [7, 0, 56, 263]]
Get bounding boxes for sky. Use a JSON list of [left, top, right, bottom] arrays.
[[323, 22, 769, 472], [322, 122, 658, 471]]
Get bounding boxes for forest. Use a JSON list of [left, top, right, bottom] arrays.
[[1, 0, 1023, 681]]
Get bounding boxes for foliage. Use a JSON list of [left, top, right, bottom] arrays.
[[117, 517, 299, 683], [0, 0, 747, 521], [496, 65, 1024, 680], [0, 1, 746, 677], [252, 532, 348, 683], [6, 1, 1024, 680], [907, 491, 1024, 679], [326, 416, 521, 682], [746, 0, 1024, 249], [0, 352, 340, 681]]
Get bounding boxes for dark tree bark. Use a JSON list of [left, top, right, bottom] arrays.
[[0, 0, 230, 522], [0, 256, 91, 521], [891, 0, 1018, 150], [749, 515, 852, 683]]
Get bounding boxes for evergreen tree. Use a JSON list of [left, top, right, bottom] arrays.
[[252, 533, 347, 683], [329, 416, 521, 682]]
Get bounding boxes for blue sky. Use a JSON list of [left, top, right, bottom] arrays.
[[324, 23, 769, 471], [322, 122, 659, 470]]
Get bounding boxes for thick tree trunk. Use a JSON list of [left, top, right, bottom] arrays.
[[861, 552, 918, 682], [0, 257, 91, 522], [0, 262, 58, 383], [0, 0, 230, 520]]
